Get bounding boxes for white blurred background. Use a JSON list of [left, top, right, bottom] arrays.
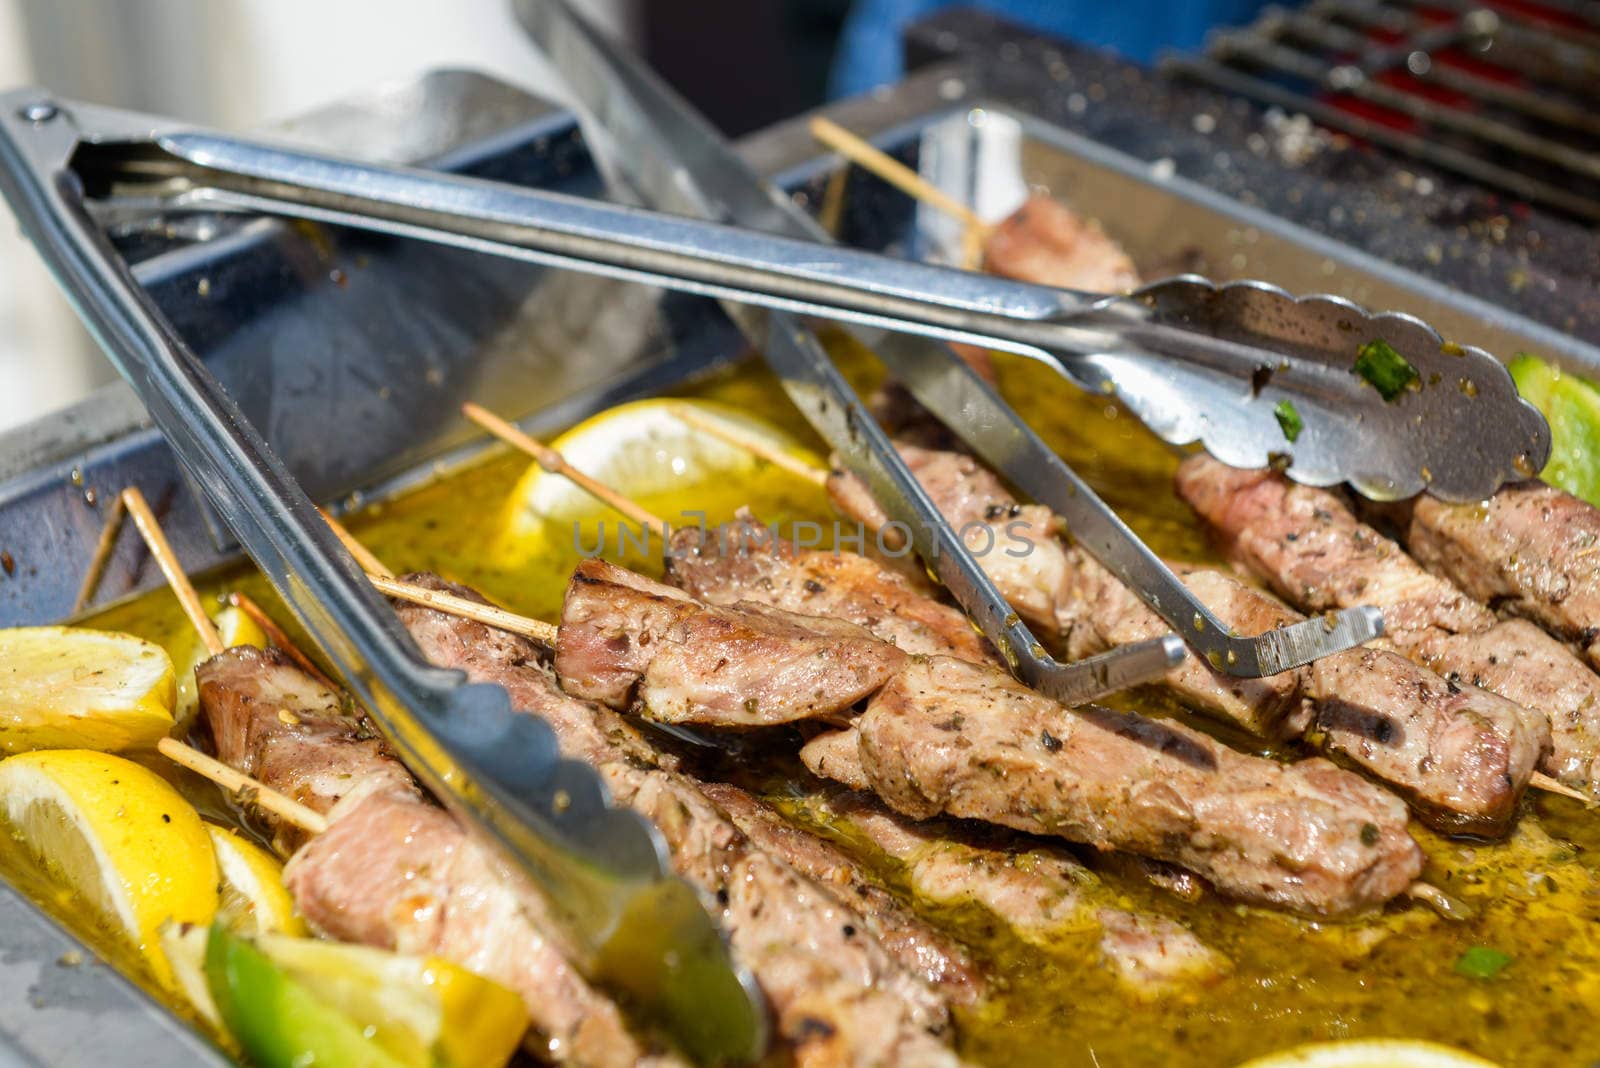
[[0, 0, 636, 434]]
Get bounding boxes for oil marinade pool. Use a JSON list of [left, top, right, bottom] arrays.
[[43, 344, 1600, 1067]]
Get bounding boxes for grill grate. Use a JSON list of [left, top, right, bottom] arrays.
[[1163, 1, 1600, 221]]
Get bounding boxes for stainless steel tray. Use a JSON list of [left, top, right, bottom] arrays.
[[2, 58, 1596, 1066]]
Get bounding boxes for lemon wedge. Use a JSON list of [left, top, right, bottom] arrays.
[[167, 924, 529, 1067], [495, 398, 824, 570], [0, 749, 217, 987], [207, 824, 304, 936], [0, 627, 175, 754], [173, 606, 269, 734], [1237, 1039, 1502, 1067]]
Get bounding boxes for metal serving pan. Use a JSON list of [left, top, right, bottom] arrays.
[[2, 57, 1596, 1066]]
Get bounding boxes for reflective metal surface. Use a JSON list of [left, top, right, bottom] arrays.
[[0, 70, 739, 628], [98, 112, 1547, 506], [0, 87, 764, 1064]]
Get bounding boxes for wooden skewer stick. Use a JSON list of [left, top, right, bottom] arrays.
[[122, 487, 222, 656], [314, 499, 561, 647], [157, 737, 327, 836], [318, 507, 394, 579], [118, 488, 326, 836], [667, 404, 828, 487], [462, 402, 668, 532], [1531, 772, 1593, 805], [227, 591, 339, 693], [368, 573, 558, 646], [73, 494, 127, 614], [809, 116, 989, 237]]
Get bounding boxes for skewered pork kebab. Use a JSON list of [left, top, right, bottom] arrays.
[[1369, 485, 1600, 675], [1178, 457, 1600, 802], [396, 573, 1232, 998], [197, 647, 687, 1068], [786, 791, 1229, 994], [116, 490, 681, 1068], [196, 595, 982, 1068], [450, 413, 1423, 913], [822, 447, 1549, 835], [541, 553, 1419, 917]]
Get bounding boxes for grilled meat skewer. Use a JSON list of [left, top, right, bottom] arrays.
[[1061, 548, 1546, 835], [829, 442, 1546, 833], [810, 793, 1229, 994], [1370, 483, 1600, 672], [1178, 456, 1600, 798], [557, 558, 908, 728], [197, 647, 676, 1068], [799, 654, 1420, 918], [393, 574, 975, 1068], [555, 557, 1421, 915]]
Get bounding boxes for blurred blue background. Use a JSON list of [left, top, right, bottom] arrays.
[[829, 0, 1274, 97]]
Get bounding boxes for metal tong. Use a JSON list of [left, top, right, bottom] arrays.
[[79, 99, 1548, 506], [0, 95, 766, 1063], [33, 98, 1403, 683], [507, 1, 1388, 683]]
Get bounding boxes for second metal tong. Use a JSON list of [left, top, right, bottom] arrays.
[[77, 97, 1550, 508], [49, 84, 1411, 683]]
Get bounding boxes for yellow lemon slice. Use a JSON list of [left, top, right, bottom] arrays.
[[173, 606, 269, 734], [0, 749, 217, 987], [1237, 1039, 1502, 1068], [495, 398, 824, 570], [0, 627, 175, 754], [206, 824, 304, 937]]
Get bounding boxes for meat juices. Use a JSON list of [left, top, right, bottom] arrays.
[[803, 656, 1423, 918], [197, 647, 672, 1068], [1178, 455, 1600, 797], [812, 793, 1231, 996]]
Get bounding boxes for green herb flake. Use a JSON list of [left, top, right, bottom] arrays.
[[1354, 339, 1420, 401], [1454, 945, 1512, 980], [1274, 399, 1304, 443]]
